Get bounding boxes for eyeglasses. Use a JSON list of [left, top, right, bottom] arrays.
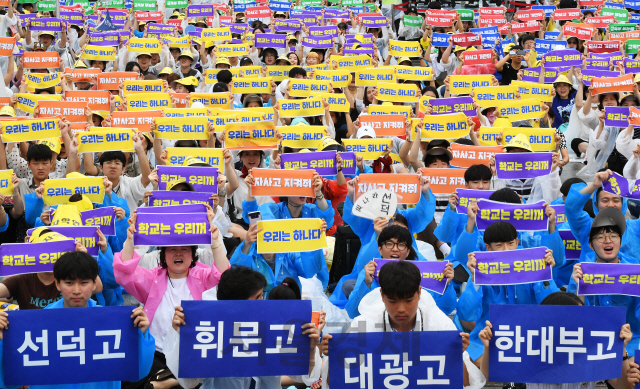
[[383, 241, 408, 251], [593, 233, 621, 243]]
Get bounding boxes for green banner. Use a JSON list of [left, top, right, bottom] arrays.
[[364, 3, 376, 11], [132, 0, 157, 11], [99, 0, 126, 8], [610, 23, 636, 33], [457, 9, 474, 21], [626, 39, 640, 54], [601, 7, 629, 22], [302, 0, 322, 5], [165, 0, 187, 7], [341, 0, 364, 5], [403, 15, 422, 27], [37, 1, 56, 11]]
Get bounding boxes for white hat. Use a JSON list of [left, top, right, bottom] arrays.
[[190, 101, 206, 109], [356, 125, 376, 139]]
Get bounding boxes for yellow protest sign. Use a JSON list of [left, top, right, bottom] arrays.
[[278, 96, 324, 118], [474, 86, 519, 108], [123, 80, 165, 96], [331, 55, 372, 71], [496, 99, 545, 121], [450, 75, 493, 94], [128, 38, 161, 53], [202, 27, 231, 42], [0, 169, 13, 196], [395, 65, 434, 81], [241, 107, 275, 122], [288, 79, 331, 97], [224, 121, 278, 150], [231, 78, 272, 94], [189, 93, 231, 109], [220, 110, 266, 123], [166, 147, 225, 172], [77, 129, 134, 153], [368, 104, 412, 119], [355, 68, 397, 87], [376, 82, 419, 103], [164, 36, 191, 48], [265, 66, 294, 82], [43, 176, 105, 206], [211, 115, 237, 133], [216, 44, 249, 57], [16, 93, 62, 114], [411, 113, 469, 140], [313, 69, 352, 87], [257, 218, 326, 253], [278, 126, 327, 149], [83, 45, 116, 61], [154, 117, 209, 140], [343, 138, 393, 160], [389, 39, 422, 57], [478, 126, 556, 151], [1, 118, 60, 143], [511, 81, 553, 102], [419, 95, 433, 113], [205, 67, 262, 83], [25, 72, 60, 89], [163, 107, 210, 117], [127, 93, 172, 111], [315, 92, 350, 112]]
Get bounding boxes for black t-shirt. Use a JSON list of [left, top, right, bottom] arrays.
[[2, 273, 62, 310], [499, 61, 526, 85]]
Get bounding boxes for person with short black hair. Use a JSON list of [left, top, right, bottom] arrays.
[[288, 67, 307, 79], [495, 44, 527, 85]]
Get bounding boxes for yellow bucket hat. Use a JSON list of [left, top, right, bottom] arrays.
[[51, 204, 84, 226], [317, 136, 340, 151], [38, 138, 62, 154], [29, 227, 73, 243], [504, 133, 533, 152]]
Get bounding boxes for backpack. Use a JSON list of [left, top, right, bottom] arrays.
[[328, 225, 362, 285]]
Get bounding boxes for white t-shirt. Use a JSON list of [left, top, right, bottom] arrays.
[[150, 277, 193, 352]]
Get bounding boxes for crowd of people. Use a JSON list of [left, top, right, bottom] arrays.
[[1, 0, 640, 387]]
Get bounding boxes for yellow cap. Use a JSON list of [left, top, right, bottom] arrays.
[[504, 133, 533, 152], [38, 137, 61, 154], [381, 102, 393, 106], [276, 55, 291, 64], [205, 40, 215, 49], [317, 136, 340, 151], [74, 60, 88, 68], [38, 31, 55, 37], [454, 46, 466, 53], [634, 74, 640, 83], [51, 204, 84, 226], [136, 52, 153, 58], [141, 131, 153, 143], [66, 172, 86, 179], [398, 56, 412, 64], [492, 118, 512, 127], [176, 76, 199, 87], [159, 67, 173, 75], [216, 55, 231, 66], [553, 74, 572, 85], [167, 180, 195, 191], [299, 148, 311, 153], [466, 46, 477, 51], [182, 156, 205, 166], [178, 50, 194, 61], [29, 227, 73, 243], [0, 106, 15, 117]]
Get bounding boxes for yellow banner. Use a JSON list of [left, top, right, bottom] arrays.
[[205, 66, 262, 83], [288, 79, 331, 97], [313, 69, 351, 87], [0, 169, 13, 196], [411, 113, 469, 140], [1, 118, 60, 143], [266, 66, 294, 82], [304, 64, 329, 74], [224, 121, 278, 150], [217, 44, 249, 57], [496, 98, 545, 121], [331, 55, 372, 71], [376, 82, 419, 103], [511, 80, 553, 102], [419, 95, 433, 113], [83, 45, 116, 61], [164, 36, 191, 48], [16, 93, 62, 114], [450, 75, 493, 95], [389, 39, 421, 57], [127, 93, 172, 111], [26, 72, 60, 89], [77, 129, 134, 153], [478, 126, 556, 151], [230, 78, 272, 94], [474, 86, 518, 108], [163, 107, 210, 117], [368, 104, 412, 119], [154, 117, 209, 140], [278, 96, 324, 118], [395, 65, 434, 81], [202, 27, 231, 42], [123, 80, 165, 96], [343, 138, 393, 160], [315, 92, 350, 112], [43, 176, 105, 206], [166, 147, 225, 172], [128, 38, 161, 53], [210, 115, 237, 133], [278, 125, 327, 149], [189, 93, 231, 109], [220, 110, 266, 123], [241, 107, 275, 122], [257, 218, 326, 253], [355, 68, 397, 87]]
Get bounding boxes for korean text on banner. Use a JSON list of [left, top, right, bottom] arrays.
[[474, 247, 552, 285], [0, 240, 76, 277], [0, 169, 13, 196], [149, 191, 214, 207], [476, 199, 548, 231], [373, 259, 449, 294], [415, 113, 469, 140], [456, 188, 496, 215], [478, 127, 556, 151], [420, 168, 466, 194], [250, 168, 316, 197], [450, 144, 502, 168], [277, 97, 324, 117], [26, 226, 99, 257], [154, 116, 208, 140], [257, 218, 326, 253], [1, 118, 60, 143], [280, 150, 338, 176], [278, 126, 327, 149], [133, 212, 212, 246], [355, 173, 421, 204], [82, 207, 116, 236], [343, 138, 392, 160], [157, 166, 218, 192], [358, 114, 405, 137], [166, 147, 224, 173], [179, 300, 311, 377], [578, 263, 640, 296], [127, 93, 172, 111], [77, 130, 134, 153], [22, 52, 60, 69], [43, 177, 105, 206], [590, 74, 635, 95], [450, 75, 493, 94], [376, 82, 419, 103], [497, 99, 545, 121], [224, 121, 277, 150], [495, 152, 553, 179], [127, 37, 161, 53], [111, 110, 163, 132]]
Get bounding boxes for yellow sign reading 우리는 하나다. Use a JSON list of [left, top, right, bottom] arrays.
[[43, 176, 105, 206], [127, 93, 172, 111], [224, 121, 278, 150], [278, 96, 325, 118], [15, 93, 62, 114], [127, 38, 161, 53], [277, 126, 327, 149], [313, 69, 352, 87], [411, 113, 469, 140], [82, 44, 116, 61], [77, 129, 135, 153], [1, 118, 60, 143], [343, 138, 393, 160], [230, 78, 272, 94], [355, 67, 397, 87], [25, 72, 61, 89], [376, 82, 419, 103], [388, 39, 422, 57], [473, 86, 519, 108], [256, 218, 327, 253], [154, 116, 209, 140], [0, 169, 13, 196], [450, 75, 493, 95], [478, 126, 556, 151], [166, 147, 225, 173], [510, 80, 553, 102], [496, 99, 545, 121]]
